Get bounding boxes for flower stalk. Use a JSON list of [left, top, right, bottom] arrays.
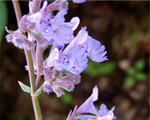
[[12, 0, 42, 120]]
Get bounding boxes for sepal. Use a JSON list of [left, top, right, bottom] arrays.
[[5, 26, 14, 33]]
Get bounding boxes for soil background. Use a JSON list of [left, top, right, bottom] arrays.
[[0, 1, 149, 120]]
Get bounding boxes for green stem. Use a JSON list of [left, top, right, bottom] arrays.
[[24, 50, 42, 120], [12, 0, 42, 120], [12, 0, 22, 26]]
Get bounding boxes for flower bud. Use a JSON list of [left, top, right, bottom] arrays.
[[43, 81, 52, 94]]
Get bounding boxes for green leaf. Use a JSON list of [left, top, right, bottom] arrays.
[[123, 76, 136, 87], [126, 67, 136, 76], [0, 1, 8, 44], [18, 81, 31, 94], [98, 61, 116, 75], [84, 60, 116, 77], [134, 59, 145, 71], [60, 91, 73, 105], [135, 72, 148, 81], [34, 89, 42, 97]]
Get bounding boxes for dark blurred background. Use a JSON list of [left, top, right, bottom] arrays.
[[0, 1, 149, 120]]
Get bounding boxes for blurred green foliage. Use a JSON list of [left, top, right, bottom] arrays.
[[60, 90, 73, 105], [130, 31, 138, 40], [15, 115, 26, 120], [84, 59, 116, 77], [0, 1, 8, 44], [123, 59, 148, 87]]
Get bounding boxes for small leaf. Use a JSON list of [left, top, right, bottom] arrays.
[[18, 81, 31, 93], [34, 89, 42, 97], [123, 76, 136, 87], [135, 72, 148, 81], [134, 59, 145, 71]]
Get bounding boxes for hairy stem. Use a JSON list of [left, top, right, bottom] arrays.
[[12, 0, 42, 120], [24, 50, 42, 120], [12, 0, 22, 26]]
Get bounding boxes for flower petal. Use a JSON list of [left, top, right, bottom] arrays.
[[99, 109, 114, 120], [70, 16, 80, 31], [82, 36, 108, 62], [72, 0, 86, 3], [76, 86, 99, 115], [63, 27, 88, 54], [99, 104, 109, 116]]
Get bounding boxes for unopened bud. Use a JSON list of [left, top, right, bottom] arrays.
[[43, 81, 52, 94]]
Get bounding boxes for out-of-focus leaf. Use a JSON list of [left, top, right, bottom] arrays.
[[95, 104, 99, 110], [84, 60, 116, 77], [0, 1, 8, 44], [15, 115, 26, 120], [134, 59, 145, 71], [60, 91, 73, 105], [126, 67, 136, 76], [63, 117, 67, 120], [18, 81, 31, 94], [123, 76, 135, 87], [135, 72, 148, 81], [130, 31, 138, 40]]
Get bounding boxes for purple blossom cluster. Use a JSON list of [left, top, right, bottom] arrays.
[[6, 0, 107, 96], [5, 0, 116, 119]]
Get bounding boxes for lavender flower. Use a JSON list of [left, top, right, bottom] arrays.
[[67, 86, 116, 120], [45, 27, 107, 74], [25, 1, 79, 46], [81, 36, 108, 62], [43, 67, 81, 97], [6, 0, 116, 119], [5, 29, 32, 50]]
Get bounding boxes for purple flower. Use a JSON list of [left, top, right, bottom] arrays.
[[67, 86, 116, 120], [26, 1, 51, 33], [63, 27, 108, 63], [45, 27, 107, 74], [43, 67, 81, 97], [81, 36, 108, 62], [5, 29, 32, 50], [44, 28, 88, 74], [25, 1, 80, 46]]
